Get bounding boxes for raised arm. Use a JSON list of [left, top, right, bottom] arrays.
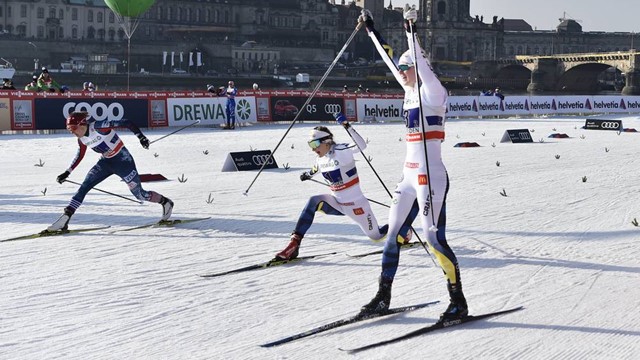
[[359, 9, 404, 87], [404, 5, 447, 108]]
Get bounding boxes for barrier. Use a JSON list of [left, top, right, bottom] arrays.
[[1, 90, 640, 132]]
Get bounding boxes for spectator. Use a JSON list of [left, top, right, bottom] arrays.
[[224, 80, 237, 130], [480, 89, 492, 96], [24, 75, 39, 91], [82, 82, 96, 92], [355, 84, 364, 93], [493, 87, 505, 100], [2, 78, 16, 90], [37, 67, 62, 92], [252, 83, 260, 91], [342, 84, 348, 93]]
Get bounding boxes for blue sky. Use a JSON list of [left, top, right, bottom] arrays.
[[400, 0, 638, 33]]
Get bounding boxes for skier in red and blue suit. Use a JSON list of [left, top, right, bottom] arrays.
[[46, 111, 174, 232]]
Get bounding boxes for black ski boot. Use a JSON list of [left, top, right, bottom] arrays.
[[439, 282, 468, 323], [358, 277, 392, 317]]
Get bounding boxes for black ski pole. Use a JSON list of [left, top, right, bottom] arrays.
[[242, 22, 363, 196], [149, 119, 201, 145], [63, 179, 142, 204]]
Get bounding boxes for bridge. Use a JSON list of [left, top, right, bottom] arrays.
[[472, 51, 640, 95]]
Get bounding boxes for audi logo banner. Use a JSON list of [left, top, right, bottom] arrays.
[[33, 98, 148, 130], [584, 119, 623, 131], [270, 97, 344, 121], [221, 150, 279, 172]]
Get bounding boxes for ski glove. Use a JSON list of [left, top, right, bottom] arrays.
[[358, 9, 374, 29], [300, 172, 313, 182], [334, 112, 350, 128], [56, 171, 70, 184], [138, 134, 150, 149], [403, 4, 418, 33]]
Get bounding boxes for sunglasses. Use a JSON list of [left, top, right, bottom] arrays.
[[398, 64, 414, 71], [308, 136, 331, 150]]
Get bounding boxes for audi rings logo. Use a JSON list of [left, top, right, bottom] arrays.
[[252, 154, 274, 166], [63, 102, 125, 121], [324, 104, 342, 114], [600, 121, 620, 129]]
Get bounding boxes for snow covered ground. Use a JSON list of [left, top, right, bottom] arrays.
[[1, 115, 639, 360]]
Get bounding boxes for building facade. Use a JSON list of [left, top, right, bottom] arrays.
[[0, 0, 635, 74]]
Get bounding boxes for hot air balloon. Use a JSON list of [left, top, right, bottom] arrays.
[[104, 0, 156, 90]]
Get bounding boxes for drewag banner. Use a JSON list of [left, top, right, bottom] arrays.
[[166, 96, 257, 126]]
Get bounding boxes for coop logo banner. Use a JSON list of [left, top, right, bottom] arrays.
[[33, 98, 148, 130], [357, 99, 403, 121], [167, 96, 256, 126]]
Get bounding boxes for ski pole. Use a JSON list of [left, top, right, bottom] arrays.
[[63, 179, 143, 204], [149, 119, 201, 145], [242, 22, 363, 196], [407, 17, 438, 232], [307, 178, 389, 208]]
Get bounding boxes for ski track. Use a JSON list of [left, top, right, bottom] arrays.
[[1, 117, 639, 359]]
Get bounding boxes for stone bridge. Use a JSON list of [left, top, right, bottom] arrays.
[[472, 51, 640, 95]]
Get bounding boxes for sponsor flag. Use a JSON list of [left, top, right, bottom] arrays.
[[189, 52, 194, 66], [171, 51, 175, 67], [162, 51, 167, 65], [197, 52, 202, 67]]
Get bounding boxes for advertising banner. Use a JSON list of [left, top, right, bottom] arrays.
[[589, 96, 629, 114], [166, 96, 256, 126], [554, 96, 591, 114], [356, 98, 404, 122], [269, 96, 344, 121], [0, 98, 11, 131], [447, 96, 478, 117], [476, 96, 503, 116], [12, 100, 34, 129], [33, 98, 148, 130], [500, 96, 530, 116]]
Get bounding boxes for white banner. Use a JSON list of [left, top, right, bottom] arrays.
[[171, 51, 175, 67], [356, 98, 404, 122], [189, 52, 194, 67], [162, 51, 167, 65], [166, 96, 257, 126], [357, 95, 640, 120], [196, 52, 202, 67]]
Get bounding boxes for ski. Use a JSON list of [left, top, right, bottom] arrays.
[[347, 241, 420, 258], [118, 217, 211, 232], [340, 306, 524, 353], [260, 300, 439, 348], [198, 252, 337, 278], [2, 226, 112, 243]]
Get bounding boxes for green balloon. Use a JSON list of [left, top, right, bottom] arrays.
[[105, 0, 155, 17]]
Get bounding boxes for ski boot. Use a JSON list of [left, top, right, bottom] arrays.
[[439, 282, 468, 323], [358, 277, 392, 317], [275, 232, 302, 260], [160, 196, 174, 221], [46, 207, 74, 232]]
